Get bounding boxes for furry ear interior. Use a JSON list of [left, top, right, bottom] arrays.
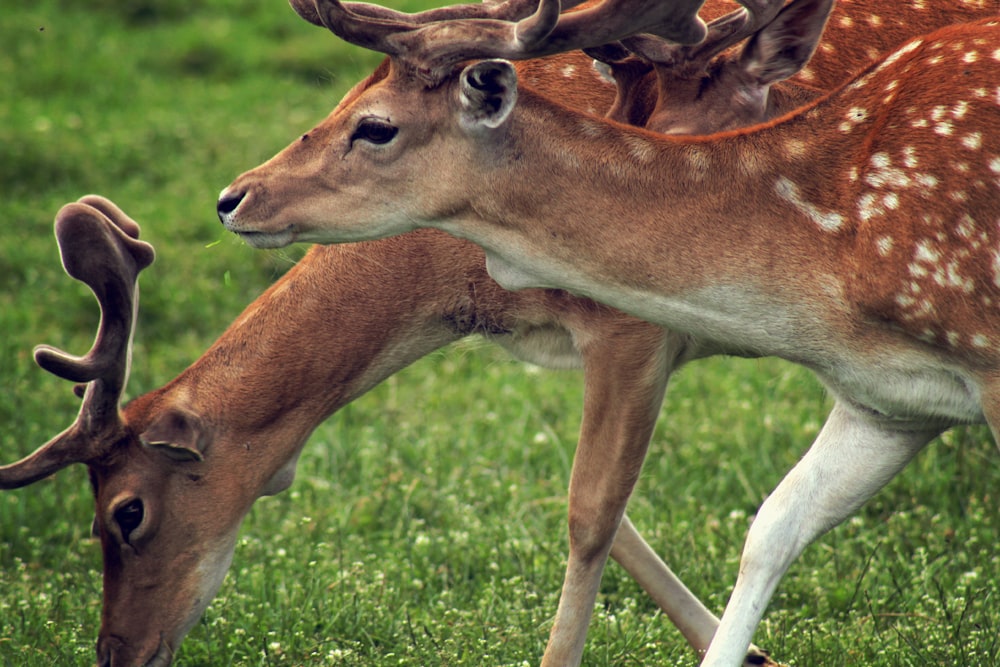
[[140, 408, 206, 463], [458, 59, 518, 131]]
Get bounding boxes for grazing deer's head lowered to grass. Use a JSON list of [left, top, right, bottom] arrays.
[[218, 0, 1000, 664]]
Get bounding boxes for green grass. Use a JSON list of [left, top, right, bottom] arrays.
[[1, 1, 999, 665]]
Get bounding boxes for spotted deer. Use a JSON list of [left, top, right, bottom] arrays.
[[217, 1, 1000, 664]]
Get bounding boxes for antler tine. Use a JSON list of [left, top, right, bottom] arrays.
[[34, 199, 154, 388], [348, 0, 546, 24], [290, 0, 590, 30], [0, 199, 154, 489], [621, 0, 783, 74], [303, 0, 709, 83], [308, 0, 562, 81]]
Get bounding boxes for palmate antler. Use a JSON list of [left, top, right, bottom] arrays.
[[585, 0, 788, 78], [289, 0, 712, 83], [0, 196, 154, 489]]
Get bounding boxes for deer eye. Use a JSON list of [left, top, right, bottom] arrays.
[[113, 499, 144, 543], [351, 117, 398, 145]]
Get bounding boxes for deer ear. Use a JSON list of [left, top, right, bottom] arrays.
[[739, 0, 834, 86], [457, 59, 518, 131], [140, 408, 206, 463]]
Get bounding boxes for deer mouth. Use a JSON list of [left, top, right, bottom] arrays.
[[96, 634, 174, 667], [142, 640, 174, 667]]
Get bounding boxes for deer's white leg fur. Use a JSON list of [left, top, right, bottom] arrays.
[[701, 401, 942, 666]]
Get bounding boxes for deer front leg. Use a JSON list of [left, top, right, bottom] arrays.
[[540, 323, 673, 667], [701, 401, 940, 667]]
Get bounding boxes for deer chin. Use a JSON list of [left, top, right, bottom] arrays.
[[234, 228, 296, 249]]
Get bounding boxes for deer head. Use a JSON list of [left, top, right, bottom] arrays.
[[6, 197, 305, 666]]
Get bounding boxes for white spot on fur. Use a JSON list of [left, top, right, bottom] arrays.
[[935, 121, 954, 136], [877, 236, 894, 256], [916, 173, 939, 188], [858, 193, 880, 221], [957, 215, 976, 238], [685, 147, 711, 178], [624, 134, 656, 163], [784, 139, 808, 158], [775, 177, 844, 231], [915, 240, 940, 264], [839, 107, 868, 132], [962, 132, 982, 150]]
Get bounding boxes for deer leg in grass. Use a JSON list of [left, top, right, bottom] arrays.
[[701, 402, 941, 667], [611, 517, 778, 665], [542, 323, 673, 666], [545, 322, 782, 667]]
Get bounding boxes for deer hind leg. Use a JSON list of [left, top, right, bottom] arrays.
[[611, 515, 783, 667], [540, 324, 672, 667], [700, 400, 941, 667]]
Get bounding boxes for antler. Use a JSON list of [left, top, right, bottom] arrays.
[[591, 0, 786, 77], [289, 0, 562, 27], [0, 196, 154, 489], [292, 0, 710, 83]]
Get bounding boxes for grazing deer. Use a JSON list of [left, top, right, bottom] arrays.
[[7, 196, 683, 666], [217, 0, 1000, 664]]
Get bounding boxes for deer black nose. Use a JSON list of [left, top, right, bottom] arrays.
[[216, 190, 246, 221]]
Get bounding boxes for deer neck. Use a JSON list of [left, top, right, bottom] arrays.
[[445, 88, 850, 357], [126, 233, 481, 487]]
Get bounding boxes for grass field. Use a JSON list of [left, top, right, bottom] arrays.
[[2, 1, 999, 665]]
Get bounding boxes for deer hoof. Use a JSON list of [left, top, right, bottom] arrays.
[[744, 647, 788, 667]]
